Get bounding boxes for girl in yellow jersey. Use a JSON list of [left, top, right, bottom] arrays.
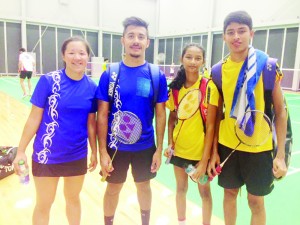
[[164, 43, 219, 225]]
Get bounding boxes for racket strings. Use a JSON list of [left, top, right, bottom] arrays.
[[235, 111, 272, 146], [177, 89, 201, 120], [113, 111, 142, 144]]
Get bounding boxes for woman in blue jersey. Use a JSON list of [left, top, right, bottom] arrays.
[[13, 36, 98, 225]]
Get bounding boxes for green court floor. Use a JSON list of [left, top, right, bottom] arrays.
[[1, 76, 300, 225]]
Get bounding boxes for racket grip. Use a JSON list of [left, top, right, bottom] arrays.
[[165, 148, 174, 165], [100, 162, 113, 182], [101, 175, 107, 182], [216, 165, 222, 173], [208, 165, 222, 181]]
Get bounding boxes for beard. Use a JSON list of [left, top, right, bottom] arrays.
[[129, 53, 141, 58]]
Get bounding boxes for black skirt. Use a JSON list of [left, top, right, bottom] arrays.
[[32, 157, 87, 177]]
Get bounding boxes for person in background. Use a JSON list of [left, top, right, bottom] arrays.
[[169, 62, 175, 79], [208, 10, 287, 225], [164, 43, 219, 225], [96, 16, 168, 225], [102, 58, 109, 72], [13, 36, 98, 225], [18, 48, 35, 98]]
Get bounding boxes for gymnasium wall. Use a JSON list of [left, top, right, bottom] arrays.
[[158, 0, 300, 36], [0, 0, 299, 90], [0, 0, 157, 35]]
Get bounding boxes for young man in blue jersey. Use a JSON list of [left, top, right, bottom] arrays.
[[208, 11, 287, 225], [96, 16, 168, 225]]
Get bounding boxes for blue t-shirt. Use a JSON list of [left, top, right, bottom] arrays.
[[31, 69, 97, 164], [96, 62, 168, 152]]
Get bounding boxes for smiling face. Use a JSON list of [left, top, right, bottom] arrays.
[[181, 46, 205, 76], [121, 25, 150, 61], [223, 22, 254, 60], [62, 40, 89, 78]]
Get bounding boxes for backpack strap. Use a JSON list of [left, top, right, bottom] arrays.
[[108, 62, 121, 109], [108, 62, 160, 109], [199, 77, 210, 126], [263, 57, 277, 91], [148, 63, 160, 107], [172, 89, 179, 111], [211, 61, 223, 98], [262, 57, 277, 119]]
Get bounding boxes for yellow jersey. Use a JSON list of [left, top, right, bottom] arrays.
[[218, 57, 282, 152], [166, 76, 219, 160]]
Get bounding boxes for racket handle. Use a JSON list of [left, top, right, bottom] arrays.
[[165, 148, 174, 165], [101, 175, 107, 182], [208, 165, 222, 181], [100, 162, 113, 182], [216, 165, 222, 173]]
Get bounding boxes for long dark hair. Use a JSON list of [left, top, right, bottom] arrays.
[[168, 43, 205, 90]]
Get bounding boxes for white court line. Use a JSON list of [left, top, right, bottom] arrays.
[[287, 167, 300, 176], [285, 96, 300, 101], [292, 151, 300, 156], [0, 78, 19, 86], [288, 104, 300, 109]]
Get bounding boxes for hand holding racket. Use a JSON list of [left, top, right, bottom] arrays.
[[165, 89, 201, 164], [209, 110, 272, 181], [164, 145, 174, 164], [101, 111, 142, 182]]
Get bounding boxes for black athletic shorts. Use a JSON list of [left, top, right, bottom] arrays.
[[218, 143, 274, 196], [101, 146, 156, 183], [32, 157, 87, 177], [170, 155, 199, 169], [20, 71, 33, 79]]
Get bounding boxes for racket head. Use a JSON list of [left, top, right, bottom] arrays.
[[111, 111, 142, 144], [235, 110, 272, 147], [177, 89, 201, 120]]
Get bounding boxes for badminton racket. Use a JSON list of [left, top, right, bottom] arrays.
[[209, 110, 272, 181], [101, 111, 142, 182], [165, 89, 202, 164]]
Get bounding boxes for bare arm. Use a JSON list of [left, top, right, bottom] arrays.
[[272, 80, 287, 178], [13, 105, 44, 174], [151, 102, 166, 172], [163, 110, 176, 158], [193, 104, 217, 180], [97, 100, 111, 176], [203, 105, 217, 162], [167, 111, 177, 146], [207, 97, 223, 177], [87, 113, 97, 172]]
